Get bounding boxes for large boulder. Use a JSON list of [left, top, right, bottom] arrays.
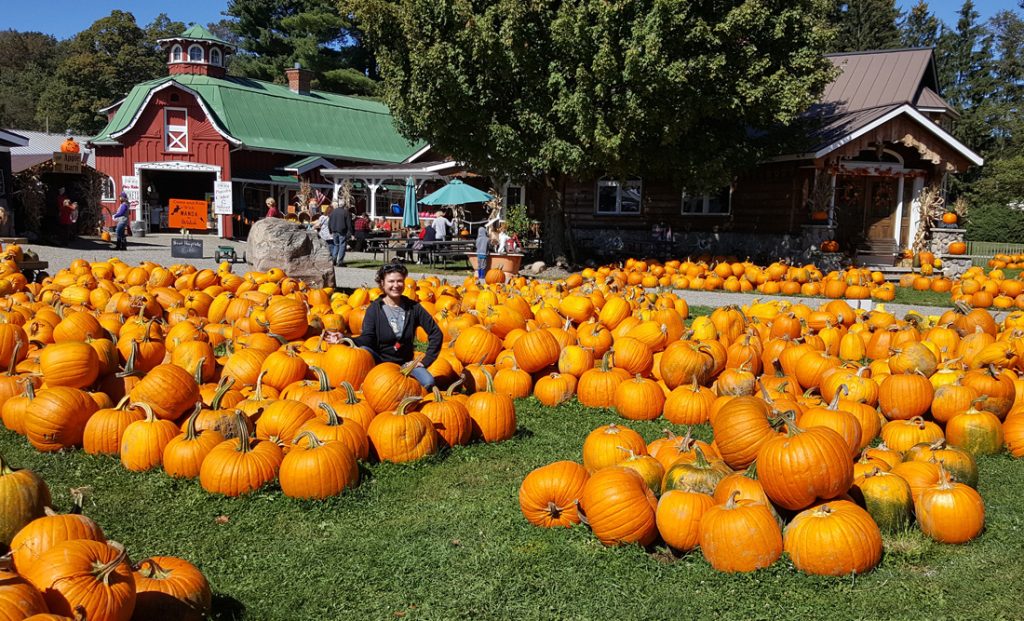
[[246, 218, 335, 287]]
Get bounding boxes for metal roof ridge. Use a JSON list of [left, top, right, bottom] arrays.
[[824, 47, 934, 58], [200, 75, 392, 116]]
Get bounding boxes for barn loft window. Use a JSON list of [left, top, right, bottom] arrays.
[[210, 48, 222, 66], [164, 107, 188, 152], [170, 45, 182, 62], [681, 186, 732, 215], [596, 177, 642, 215], [101, 176, 115, 202], [188, 44, 204, 63]]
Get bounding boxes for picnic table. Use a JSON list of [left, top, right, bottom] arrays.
[[366, 237, 475, 269]]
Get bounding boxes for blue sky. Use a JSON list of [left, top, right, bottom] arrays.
[[2, 0, 1016, 40]]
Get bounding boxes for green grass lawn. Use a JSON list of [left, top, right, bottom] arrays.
[[3, 398, 1023, 620], [890, 286, 954, 308]]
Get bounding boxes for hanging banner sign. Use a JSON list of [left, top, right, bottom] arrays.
[[214, 181, 233, 215]]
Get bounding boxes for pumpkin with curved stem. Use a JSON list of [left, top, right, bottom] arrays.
[[255, 400, 316, 450], [579, 467, 658, 546], [582, 423, 646, 472], [512, 327, 560, 373], [890, 460, 942, 502], [38, 342, 99, 390], [533, 373, 577, 407], [127, 363, 200, 420], [916, 468, 985, 543], [0, 569, 48, 619], [163, 405, 225, 479], [321, 338, 375, 389], [465, 368, 517, 442], [361, 362, 425, 414], [366, 397, 439, 463], [784, 500, 882, 575], [280, 431, 359, 499], [878, 372, 934, 420], [961, 366, 1015, 419], [656, 488, 714, 553], [904, 438, 978, 488], [518, 461, 590, 528], [131, 556, 212, 621], [22, 539, 135, 621], [757, 417, 853, 511], [118, 403, 180, 472], [663, 378, 715, 425], [199, 412, 284, 496], [10, 493, 106, 574], [2, 377, 37, 434], [296, 403, 370, 460], [880, 416, 944, 452], [849, 467, 913, 531], [699, 491, 782, 573], [418, 388, 472, 448], [612, 374, 664, 421], [82, 397, 143, 456], [0, 452, 50, 545], [23, 387, 99, 452], [662, 446, 733, 495], [711, 396, 778, 470]]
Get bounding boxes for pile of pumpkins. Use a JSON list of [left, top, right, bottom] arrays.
[[899, 263, 1024, 309], [0, 259, 518, 500], [0, 453, 210, 620], [518, 296, 1024, 574], [988, 253, 1024, 269], [577, 258, 899, 301]]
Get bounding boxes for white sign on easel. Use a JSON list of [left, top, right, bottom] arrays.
[[121, 175, 140, 220], [214, 181, 233, 215]]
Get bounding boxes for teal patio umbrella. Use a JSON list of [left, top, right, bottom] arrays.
[[402, 177, 419, 228], [418, 179, 493, 206]]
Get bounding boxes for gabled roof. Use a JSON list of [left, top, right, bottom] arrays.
[[283, 156, 334, 174], [820, 48, 937, 113], [6, 129, 96, 172], [0, 129, 29, 148], [158, 24, 234, 48], [90, 74, 426, 164], [915, 86, 959, 117]]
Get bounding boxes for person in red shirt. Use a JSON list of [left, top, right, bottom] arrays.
[[265, 198, 280, 219], [58, 199, 77, 243]]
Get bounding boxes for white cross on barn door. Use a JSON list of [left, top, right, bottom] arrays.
[[164, 107, 188, 152]]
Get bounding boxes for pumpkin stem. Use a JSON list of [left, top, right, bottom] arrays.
[[742, 460, 759, 480], [0, 452, 14, 476], [18, 377, 36, 401], [599, 350, 614, 372], [724, 489, 742, 510], [182, 403, 203, 440], [209, 377, 236, 410], [318, 402, 342, 426], [233, 411, 253, 453], [94, 541, 128, 586], [480, 367, 496, 393], [130, 402, 158, 422], [133, 557, 171, 580], [116, 339, 141, 378], [293, 430, 324, 450], [431, 386, 445, 403], [4, 339, 22, 377], [396, 396, 422, 415], [692, 445, 711, 468], [68, 486, 92, 514], [445, 376, 466, 397], [546, 501, 563, 519], [252, 370, 269, 401], [310, 366, 333, 391]]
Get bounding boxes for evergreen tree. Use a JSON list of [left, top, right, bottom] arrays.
[[223, 0, 378, 95], [900, 0, 941, 48], [0, 31, 61, 130], [935, 0, 995, 158], [833, 0, 902, 51]]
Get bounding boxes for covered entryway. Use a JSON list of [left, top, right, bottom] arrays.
[[135, 161, 221, 235]]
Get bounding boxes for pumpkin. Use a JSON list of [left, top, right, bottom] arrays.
[[784, 500, 882, 575], [127, 363, 200, 420], [880, 416, 944, 452], [878, 373, 934, 420], [711, 396, 778, 470], [582, 424, 646, 472], [915, 469, 985, 543], [0, 453, 50, 545], [942, 211, 958, 224], [663, 378, 715, 425], [756, 419, 853, 511], [23, 387, 99, 452], [163, 405, 225, 479], [465, 368, 517, 443], [612, 374, 664, 421], [296, 403, 370, 460], [9, 494, 105, 575], [698, 491, 782, 573], [948, 241, 967, 255], [38, 342, 99, 389], [904, 439, 978, 488], [320, 339, 375, 389], [659, 341, 714, 389], [849, 467, 914, 531], [578, 467, 658, 547], [131, 556, 211, 621], [199, 412, 284, 496], [511, 328, 561, 373], [518, 461, 590, 528], [533, 373, 577, 407], [656, 489, 714, 553], [119, 403, 180, 472], [820, 239, 840, 253], [418, 388, 472, 448], [0, 569, 48, 619], [254, 400, 316, 449], [280, 431, 359, 500], [22, 540, 135, 621], [890, 460, 943, 502], [945, 398, 1004, 456], [577, 351, 629, 407], [661, 446, 732, 494], [361, 362, 425, 414], [493, 363, 533, 399], [366, 397, 439, 463]]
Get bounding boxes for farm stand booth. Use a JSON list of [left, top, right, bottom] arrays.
[[89, 24, 425, 239]]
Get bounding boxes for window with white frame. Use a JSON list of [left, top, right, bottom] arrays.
[[170, 45, 182, 62], [101, 176, 115, 202], [164, 107, 188, 152], [681, 186, 732, 215], [596, 177, 642, 215], [210, 48, 222, 66], [188, 44, 204, 63]]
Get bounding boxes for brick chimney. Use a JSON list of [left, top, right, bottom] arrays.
[[285, 63, 312, 95]]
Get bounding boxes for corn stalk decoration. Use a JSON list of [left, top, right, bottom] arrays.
[[911, 185, 944, 254]]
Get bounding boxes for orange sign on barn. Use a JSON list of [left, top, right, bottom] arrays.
[[168, 199, 208, 229]]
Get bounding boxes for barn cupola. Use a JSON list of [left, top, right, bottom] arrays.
[[159, 24, 234, 79]]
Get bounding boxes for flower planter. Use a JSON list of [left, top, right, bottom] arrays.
[[467, 253, 523, 278]]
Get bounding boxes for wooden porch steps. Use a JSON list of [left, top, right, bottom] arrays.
[[855, 239, 899, 267]]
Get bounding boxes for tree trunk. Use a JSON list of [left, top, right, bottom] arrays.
[[541, 173, 571, 266]]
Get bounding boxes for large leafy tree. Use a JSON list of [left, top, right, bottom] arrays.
[[0, 30, 61, 130], [350, 0, 835, 263], [832, 0, 902, 52], [223, 0, 377, 95], [900, 0, 942, 48], [35, 11, 184, 134]]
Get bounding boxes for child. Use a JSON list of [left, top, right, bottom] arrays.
[[475, 226, 489, 280]]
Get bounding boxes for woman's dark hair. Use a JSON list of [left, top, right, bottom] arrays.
[[375, 259, 408, 284]]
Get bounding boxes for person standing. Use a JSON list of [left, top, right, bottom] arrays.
[[431, 209, 452, 241], [58, 199, 75, 243], [315, 204, 333, 255], [113, 192, 130, 250], [353, 213, 370, 251], [475, 225, 489, 280], [265, 198, 280, 219], [355, 261, 443, 390], [328, 201, 353, 267]]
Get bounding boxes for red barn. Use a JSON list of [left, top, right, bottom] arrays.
[[89, 24, 425, 239]]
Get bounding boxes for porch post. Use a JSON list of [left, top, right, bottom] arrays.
[[332, 178, 340, 205], [893, 175, 905, 246], [907, 177, 926, 246], [366, 179, 381, 220]]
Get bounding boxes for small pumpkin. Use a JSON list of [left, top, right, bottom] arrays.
[[518, 461, 590, 528]]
